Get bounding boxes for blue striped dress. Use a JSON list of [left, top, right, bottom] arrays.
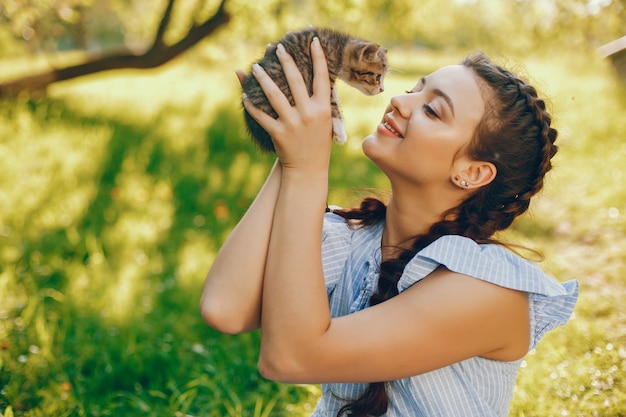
[[311, 212, 579, 417]]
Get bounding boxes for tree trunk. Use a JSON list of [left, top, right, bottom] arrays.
[[0, 0, 230, 96]]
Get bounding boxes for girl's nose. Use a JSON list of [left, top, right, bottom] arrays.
[[390, 94, 413, 119]]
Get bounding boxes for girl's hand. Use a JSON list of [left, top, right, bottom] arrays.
[[243, 37, 333, 176]]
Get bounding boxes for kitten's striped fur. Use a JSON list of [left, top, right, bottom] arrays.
[[242, 27, 388, 153]]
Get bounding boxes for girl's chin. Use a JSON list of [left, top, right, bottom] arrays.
[[361, 133, 376, 153], [362, 129, 395, 153], [361, 134, 386, 163]]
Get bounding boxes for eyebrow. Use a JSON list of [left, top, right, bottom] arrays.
[[421, 77, 455, 117]]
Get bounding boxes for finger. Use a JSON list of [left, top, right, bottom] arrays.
[[235, 70, 246, 87], [275, 43, 310, 104], [250, 63, 293, 114], [242, 94, 281, 136], [310, 37, 330, 98]]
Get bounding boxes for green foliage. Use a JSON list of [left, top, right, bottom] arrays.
[[1, 0, 97, 52], [0, 45, 625, 416], [1, 0, 625, 61]]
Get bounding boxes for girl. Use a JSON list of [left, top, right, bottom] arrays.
[[201, 38, 578, 416]]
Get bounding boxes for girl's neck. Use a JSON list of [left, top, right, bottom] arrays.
[[381, 185, 463, 254], [382, 201, 431, 250]]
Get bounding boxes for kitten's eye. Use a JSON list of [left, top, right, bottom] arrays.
[[423, 104, 439, 119], [376, 74, 381, 82]]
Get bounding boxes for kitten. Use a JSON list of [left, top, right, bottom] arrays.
[[241, 27, 388, 153]]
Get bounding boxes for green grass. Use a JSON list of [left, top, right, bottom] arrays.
[[0, 48, 624, 416]]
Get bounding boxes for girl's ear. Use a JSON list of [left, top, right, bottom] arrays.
[[451, 159, 497, 189]]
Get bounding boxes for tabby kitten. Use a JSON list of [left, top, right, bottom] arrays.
[[242, 27, 388, 153]]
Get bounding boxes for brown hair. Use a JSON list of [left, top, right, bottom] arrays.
[[333, 52, 558, 417]]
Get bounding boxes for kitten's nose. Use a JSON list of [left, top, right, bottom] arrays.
[[379, 86, 385, 93]]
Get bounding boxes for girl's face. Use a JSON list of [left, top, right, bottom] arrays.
[[362, 65, 485, 189]]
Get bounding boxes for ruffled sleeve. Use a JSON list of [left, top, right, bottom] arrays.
[[397, 235, 579, 351], [528, 280, 579, 349]]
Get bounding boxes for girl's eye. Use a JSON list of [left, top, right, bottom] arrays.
[[423, 104, 439, 119]]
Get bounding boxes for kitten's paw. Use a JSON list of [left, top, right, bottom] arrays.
[[333, 118, 347, 145]]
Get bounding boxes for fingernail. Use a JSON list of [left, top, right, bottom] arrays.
[[276, 43, 285, 54], [252, 63, 261, 73], [312, 37, 320, 48], [242, 93, 248, 101]]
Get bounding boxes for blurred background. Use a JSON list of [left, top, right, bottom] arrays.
[[0, 0, 624, 416]]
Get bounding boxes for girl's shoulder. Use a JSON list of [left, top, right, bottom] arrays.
[[400, 235, 579, 350]]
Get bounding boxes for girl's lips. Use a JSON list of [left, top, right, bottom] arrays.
[[377, 123, 401, 139], [379, 117, 404, 138]]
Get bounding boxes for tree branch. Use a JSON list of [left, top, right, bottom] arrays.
[[0, 0, 230, 96], [153, 0, 177, 49]]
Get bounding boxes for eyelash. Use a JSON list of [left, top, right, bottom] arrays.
[[423, 104, 439, 119]]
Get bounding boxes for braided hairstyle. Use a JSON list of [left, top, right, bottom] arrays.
[[333, 52, 558, 417]]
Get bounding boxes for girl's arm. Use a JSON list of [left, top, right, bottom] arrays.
[[200, 160, 282, 334]]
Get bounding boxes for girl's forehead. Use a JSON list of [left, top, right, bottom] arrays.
[[425, 65, 485, 118], [427, 65, 473, 82]]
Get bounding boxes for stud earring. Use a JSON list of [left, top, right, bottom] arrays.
[[460, 179, 470, 188]]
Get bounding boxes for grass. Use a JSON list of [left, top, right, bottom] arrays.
[[0, 46, 624, 416]]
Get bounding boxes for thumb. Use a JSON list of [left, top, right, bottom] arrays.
[[236, 70, 246, 87]]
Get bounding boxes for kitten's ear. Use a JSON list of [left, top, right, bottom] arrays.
[[359, 43, 381, 62]]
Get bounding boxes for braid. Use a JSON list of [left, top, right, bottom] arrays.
[[461, 53, 558, 235], [330, 197, 386, 227], [332, 52, 558, 417]]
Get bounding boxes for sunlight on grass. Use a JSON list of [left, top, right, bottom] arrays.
[[0, 104, 110, 232], [176, 232, 215, 290]]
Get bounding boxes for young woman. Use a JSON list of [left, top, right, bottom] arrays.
[[200, 38, 578, 416]]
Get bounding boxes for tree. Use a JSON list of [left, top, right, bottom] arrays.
[[0, 0, 230, 96]]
